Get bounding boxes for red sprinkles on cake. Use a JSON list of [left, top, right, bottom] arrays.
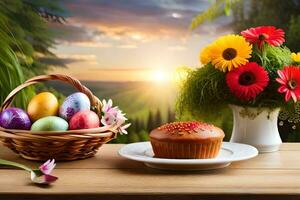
[[158, 121, 213, 134]]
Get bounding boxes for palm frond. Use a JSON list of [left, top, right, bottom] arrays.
[[190, 0, 240, 30], [0, 30, 34, 109]]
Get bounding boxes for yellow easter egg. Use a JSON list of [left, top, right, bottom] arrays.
[[27, 92, 59, 121]]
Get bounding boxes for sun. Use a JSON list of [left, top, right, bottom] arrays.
[[151, 70, 169, 82], [148, 68, 189, 83]]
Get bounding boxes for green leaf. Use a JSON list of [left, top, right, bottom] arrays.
[[224, 0, 231, 16], [0, 159, 32, 172], [190, 0, 240, 30]]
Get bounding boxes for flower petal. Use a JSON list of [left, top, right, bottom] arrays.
[[44, 174, 58, 184], [119, 123, 131, 135], [275, 78, 286, 85], [39, 159, 56, 175], [278, 86, 288, 93], [108, 99, 113, 107], [285, 91, 292, 102], [291, 92, 298, 102], [277, 70, 287, 82], [30, 171, 58, 184]]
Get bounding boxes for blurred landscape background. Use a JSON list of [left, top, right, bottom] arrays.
[[1, 0, 300, 143], [47, 80, 177, 143]]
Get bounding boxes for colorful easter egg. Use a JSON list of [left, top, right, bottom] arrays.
[[0, 107, 31, 130], [27, 92, 59, 121], [69, 110, 99, 130], [31, 116, 68, 132], [59, 92, 90, 121]]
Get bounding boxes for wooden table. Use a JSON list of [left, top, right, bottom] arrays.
[[0, 143, 300, 200]]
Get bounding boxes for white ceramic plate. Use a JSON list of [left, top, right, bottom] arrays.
[[119, 142, 258, 170]]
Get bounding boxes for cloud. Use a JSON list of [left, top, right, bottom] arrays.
[[50, 22, 116, 48], [170, 13, 183, 19], [61, 0, 232, 41], [51, 23, 103, 42], [39, 57, 75, 67], [52, 0, 233, 52], [58, 54, 97, 60], [64, 41, 112, 48], [118, 44, 138, 49], [39, 54, 98, 67]]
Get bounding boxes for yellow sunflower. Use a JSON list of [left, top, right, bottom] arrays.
[[199, 44, 213, 65], [209, 34, 252, 72], [291, 52, 300, 63]]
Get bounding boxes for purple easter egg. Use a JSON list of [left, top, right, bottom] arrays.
[[0, 107, 31, 130]]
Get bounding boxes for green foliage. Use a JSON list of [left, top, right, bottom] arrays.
[[286, 128, 300, 142], [128, 132, 140, 143], [147, 111, 155, 131], [0, 0, 66, 77], [190, 0, 240, 30], [250, 45, 292, 77], [0, 30, 34, 108], [154, 109, 163, 127], [287, 16, 300, 52], [113, 132, 129, 144], [0, 0, 65, 108], [138, 130, 149, 141], [176, 65, 234, 138], [262, 45, 292, 71], [263, 46, 292, 76], [190, 0, 224, 30], [176, 64, 230, 120], [167, 106, 176, 122]]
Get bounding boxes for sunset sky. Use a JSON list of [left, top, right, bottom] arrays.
[[50, 0, 233, 81]]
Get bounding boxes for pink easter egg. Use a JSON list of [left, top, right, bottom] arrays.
[[69, 110, 100, 130]]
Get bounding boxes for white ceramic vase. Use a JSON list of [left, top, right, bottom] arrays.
[[229, 104, 282, 153]]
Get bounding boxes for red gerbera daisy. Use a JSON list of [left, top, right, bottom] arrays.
[[241, 26, 285, 48], [276, 66, 300, 102], [226, 62, 269, 101]]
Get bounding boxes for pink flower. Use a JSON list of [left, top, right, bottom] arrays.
[[101, 99, 130, 134], [101, 107, 127, 126], [276, 66, 300, 102], [0, 158, 58, 185], [31, 159, 58, 184], [39, 159, 56, 174]]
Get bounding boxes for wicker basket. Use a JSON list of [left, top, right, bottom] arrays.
[[0, 74, 119, 161]]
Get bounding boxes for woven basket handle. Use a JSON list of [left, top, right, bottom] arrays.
[[0, 74, 102, 114]]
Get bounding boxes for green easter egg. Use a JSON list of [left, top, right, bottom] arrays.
[[31, 116, 68, 132]]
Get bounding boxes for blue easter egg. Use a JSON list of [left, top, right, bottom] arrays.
[[59, 92, 91, 121]]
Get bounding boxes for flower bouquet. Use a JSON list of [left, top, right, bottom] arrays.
[[177, 26, 300, 152]]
